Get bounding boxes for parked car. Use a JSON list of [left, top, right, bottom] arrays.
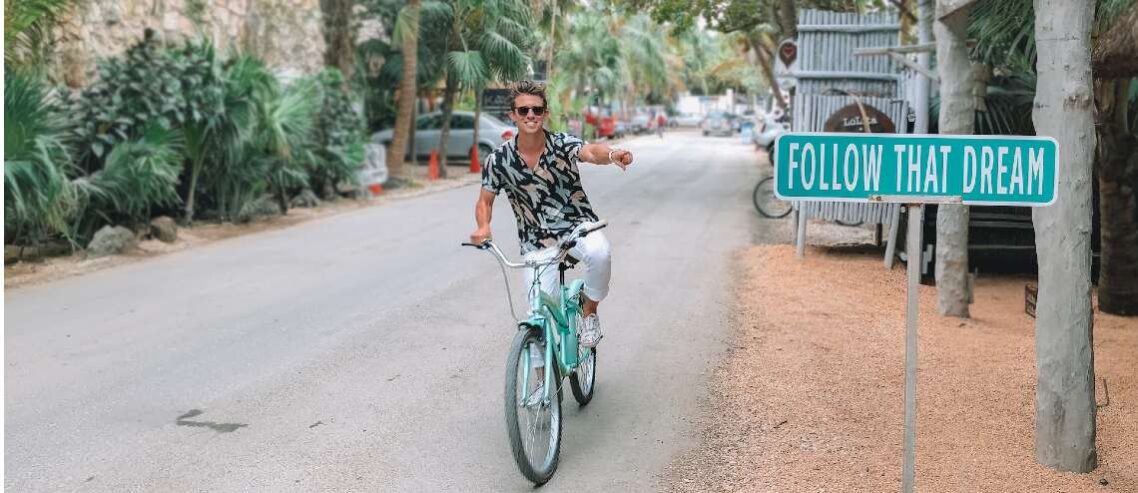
[[672, 112, 703, 127], [630, 114, 651, 134], [585, 111, 620, 139], [372, 111, 517, 162], [613, 120, 630, 139], [702, 112, 735, 137]]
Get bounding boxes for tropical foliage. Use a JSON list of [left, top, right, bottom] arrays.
[[4, 73, 79, 246], [4, 0, 73, 73], [4, 29, 369, 248]]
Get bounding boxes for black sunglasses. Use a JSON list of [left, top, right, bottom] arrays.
[[515, 106, 546, 117]]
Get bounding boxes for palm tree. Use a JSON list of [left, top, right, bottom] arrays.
[[556, 11, 624, 109], [963, 0, 1137, 472], [437, 0, 534, 174], [617, 15, 672, 107], [387, 0, 421, 181], [1089, 1, 1138, 315], [536, 0, 578, 82], [1031, 0, 1098, 472], [934, 1, 975, 318], [968, 0, 1138, 315]]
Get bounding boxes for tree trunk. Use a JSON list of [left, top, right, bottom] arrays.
[[274, 174, 290, 216], [183, 157, 204, 224], [1095, 78, 1138, 315], [1090, 1, 1138, 79], [474, 88, 483, 152], [749, 36, 788, 110], [778, 0, 798, 39], [1031, 0, 1098, 473], [438, 72, 456, 178], [934, 3, 974, 318], [898, 0, 916, 45], [387, 0, 420, 181], [320, 0, 355, 79], [547, 6, 557, 82]]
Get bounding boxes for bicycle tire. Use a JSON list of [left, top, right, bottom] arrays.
[[504, 327, 562, 485], [753, 176, 793, 219], [569, 344, 596, 406]]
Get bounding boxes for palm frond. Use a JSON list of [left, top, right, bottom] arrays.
[[4, 72, 79, 244], [393, 2, 421, 47], [91, 125, 183, 223], [448, 50, 490, 88], [4, 0, 73, 71]]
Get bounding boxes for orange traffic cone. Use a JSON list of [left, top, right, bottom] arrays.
[[428, 150, 440, 181], [470, 146, 481, 174], [368, 183, 383, 196]]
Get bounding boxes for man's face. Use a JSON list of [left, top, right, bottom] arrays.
[[509, 94, 546, 136]]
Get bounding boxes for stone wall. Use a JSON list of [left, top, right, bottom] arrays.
[[52, 0, 325, 88]]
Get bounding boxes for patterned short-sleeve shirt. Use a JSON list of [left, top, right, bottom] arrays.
[[482, 131, 600, 254]]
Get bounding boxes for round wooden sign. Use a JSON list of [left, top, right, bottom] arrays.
[[823, 103, 896, 133]]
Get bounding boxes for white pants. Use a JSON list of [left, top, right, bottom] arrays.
[[523, 231, 611, 304]]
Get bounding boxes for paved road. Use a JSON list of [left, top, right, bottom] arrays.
[[5, 130, 762, 491]]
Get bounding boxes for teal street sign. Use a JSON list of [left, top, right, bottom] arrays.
[[773, 133, 1059, 206]]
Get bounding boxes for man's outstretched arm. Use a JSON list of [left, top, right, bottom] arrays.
[[580, 143, 634, 169]]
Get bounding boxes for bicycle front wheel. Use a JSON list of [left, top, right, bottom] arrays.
[[504, 327, 562, 485], [753, 176, 793, 219]]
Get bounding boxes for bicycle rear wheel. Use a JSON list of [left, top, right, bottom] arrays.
[[753, 176, 793, 219], [504, 327, 562, 485], [569, 343, 596, 406]]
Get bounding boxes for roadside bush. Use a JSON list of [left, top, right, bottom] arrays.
[[6, 32, 364, 249], [4, 72, 79, 246], [309, 68, 366, 199]]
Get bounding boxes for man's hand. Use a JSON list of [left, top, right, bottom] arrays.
[[609, 149, 633, 170], [470, 226, 492, 244], [581, 144, 634, 170]]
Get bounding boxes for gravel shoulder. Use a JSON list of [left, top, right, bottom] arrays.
[[663, 244, 1136, 492]]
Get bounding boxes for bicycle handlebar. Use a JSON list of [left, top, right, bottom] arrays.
[[461, 220, 609, 267], [462, 220, 608, 323]]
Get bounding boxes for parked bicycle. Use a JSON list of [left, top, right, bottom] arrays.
[[753, 175, 794, 219], [462, 220, 606, 485]]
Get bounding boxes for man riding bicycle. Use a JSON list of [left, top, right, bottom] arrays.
[[470, 80, 633, 348]]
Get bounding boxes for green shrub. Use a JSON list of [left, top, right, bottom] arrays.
[[4, 72, 80, 246], [84, 125, 183, 227], [64, 31, 223, 169], [309, 68, 366, 198]]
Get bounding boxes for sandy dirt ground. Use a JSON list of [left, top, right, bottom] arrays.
[[663, 244, 1136, 492]]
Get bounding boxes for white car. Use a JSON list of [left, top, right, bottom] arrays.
[[373, 111, 517, 161], [672, 113, 703, 127]]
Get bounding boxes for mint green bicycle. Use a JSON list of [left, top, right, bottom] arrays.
[[463, 220, 606, 485]]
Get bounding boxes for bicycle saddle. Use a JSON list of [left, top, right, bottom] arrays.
[[560, 254, 580, 271]]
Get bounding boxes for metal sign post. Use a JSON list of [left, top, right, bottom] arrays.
[[902, 203, 922, 492], [772, 131, 1058, 492]]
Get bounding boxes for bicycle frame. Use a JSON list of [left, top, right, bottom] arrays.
[[516, 261, 586, 406]]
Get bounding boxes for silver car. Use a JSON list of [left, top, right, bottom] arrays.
[[373, 111, 517, 161]]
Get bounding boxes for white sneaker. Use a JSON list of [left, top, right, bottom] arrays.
[[579, 314, 603, 348]]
